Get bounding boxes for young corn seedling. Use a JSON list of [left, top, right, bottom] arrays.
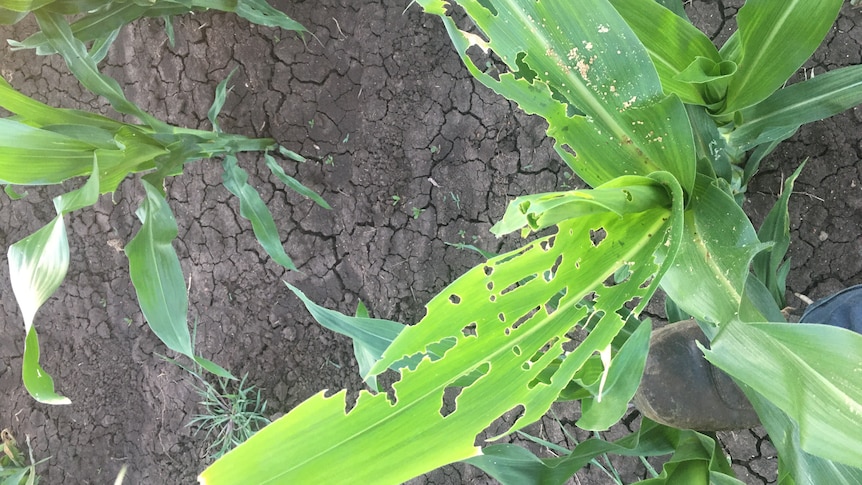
[[0, 1, 328, 404]]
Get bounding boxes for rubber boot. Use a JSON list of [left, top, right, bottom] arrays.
[[800, 283, 862, 330], [633, 319, 760, 431], [634, 285, 862, 431]]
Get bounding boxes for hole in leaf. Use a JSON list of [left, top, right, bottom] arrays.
[[342, 390, 361, 413], [449, 293, 461, 304], [462, 322, 477, 337], [539, 235, 556, 252], [477, 405, 525, 445], [487, 281, 494, 291], [639, 276, 654, 289], [385, 386, 398, 406], [545, 287, 567, 314], [484, 265, 494, 276], [475, 0, 498, 15], [490, 294, 496, 302], [512, 51, 537, 83], [510, 305, 540, 332], [543, 254, 563, 282], [440, 363, 490, 417], [613, 263, 632, 284], [590, 227, 607, 246], [581, 310, 606, 334], [512, 345, 521, 356], [439, 386, 464, 417], [500, 280, 522, 295], [498, 312, 506, 322]]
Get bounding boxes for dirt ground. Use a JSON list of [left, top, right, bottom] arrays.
[[0, 0, 860, 483]]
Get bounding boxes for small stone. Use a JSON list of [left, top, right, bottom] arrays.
[[819, 231, 829, 241]]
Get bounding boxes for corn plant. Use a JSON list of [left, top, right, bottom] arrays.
[[199, 0, 862, 483], [0, 1, 325, 404]]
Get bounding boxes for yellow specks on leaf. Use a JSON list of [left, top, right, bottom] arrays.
[[577, 59, 590, 80], [598, 24, 610, 33], [622, 96, 637, 109], [567, 47, 578, 61]]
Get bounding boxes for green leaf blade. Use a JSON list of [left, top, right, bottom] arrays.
[[421, 0, 696, 194], [661, 176, 770, 325], [8, 217, 69, 332], [609, 0, 721, 105], [23, 328, 71, 405], [722, 0, 843, 113], [222, 156, 297, 271], [706, 321, 862, 469], [33, 9, 167, 129], [264, 154, 331, 209], [730, 64, 862, 150], [201, 177, 682, 484], [125, 180, 194, 357]]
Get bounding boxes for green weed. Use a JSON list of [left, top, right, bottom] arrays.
[[187, 372, 271, 461], [1, 428, 45, 484]]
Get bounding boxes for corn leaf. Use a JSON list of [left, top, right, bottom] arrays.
[[285, 283, 404, 391], [0, 75, 123, 131], [0, 0, 54, 13], [721, 0, 843, 114], [207, 67, 238, 133], [469, 419, 739, 485], [752, 163, 803, 308], [705, 321, 862, 469], [33, 9, 167, 129], [9, 217, 69, 337], [125, 179, 195, 357], [22, 327, 70, 405], [660, 175, 770, 326], [743, 391, 862, 484], [0, 7, 26, 24], [491, 175, 671, 236], [200, 174, 683, 484], [221, 155, 297, 271], [417, 0, 695, 194], [729, 64, 862, 151], [0, 119, 98, 184], [235, 0, 306, 34], [575, 319, 650, 431], [9, 160, 100, 404], [608, 0, 721, 105], [264, 154, 331, 209]]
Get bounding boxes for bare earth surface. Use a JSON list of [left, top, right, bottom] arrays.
[[0, 0, 860, 483]]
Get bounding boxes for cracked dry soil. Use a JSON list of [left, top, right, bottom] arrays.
[[0, 0, 861, 483]]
